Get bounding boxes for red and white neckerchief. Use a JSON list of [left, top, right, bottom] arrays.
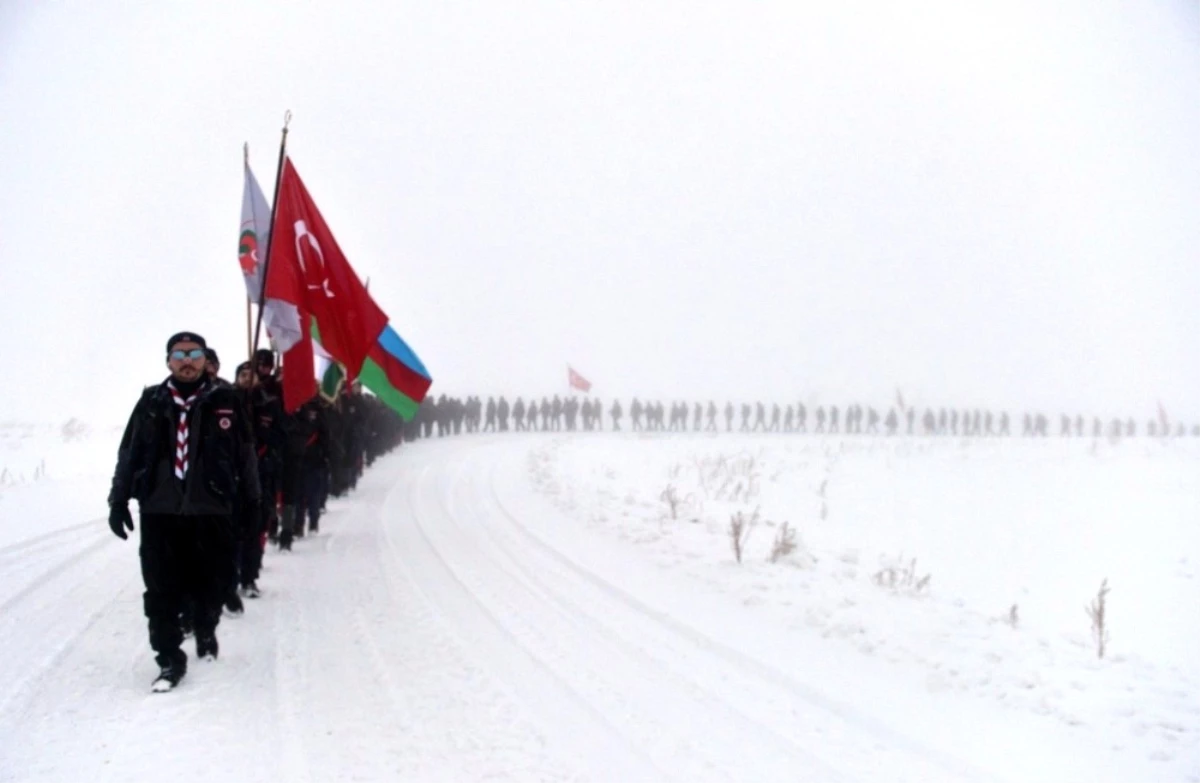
[[167, 381, 200, 480]]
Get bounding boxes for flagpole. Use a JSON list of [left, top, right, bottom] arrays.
[[251, 109, 292, 362], [244, 142, 254, 362]]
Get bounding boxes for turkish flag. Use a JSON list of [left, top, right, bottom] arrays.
[[266, 158, 389, 411], [568, 365, 592, 392]]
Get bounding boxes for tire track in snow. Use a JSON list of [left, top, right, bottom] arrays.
[[0, 531, 111, 617], [434, 452, 856, 782], [444, 451, 854, 782], [387, 464, 667, 782], [0, 536, 138, 718], [485, 445, 995, 783], [0, 517, 103, 559]]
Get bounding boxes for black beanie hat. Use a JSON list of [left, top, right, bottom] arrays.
[[254, 349, 275, 368], [204, 348, 220, 366], [166, 332, 207, 353], [235, 361, 252, 376]]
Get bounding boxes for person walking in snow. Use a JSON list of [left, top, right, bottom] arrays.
[[234, 361, 269, 599], [291, 397, 333, 537], [107, 332, 260, 692]]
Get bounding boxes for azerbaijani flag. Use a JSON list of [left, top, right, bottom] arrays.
[[313, 321, 431, 420], [357, 324, 432, 420]]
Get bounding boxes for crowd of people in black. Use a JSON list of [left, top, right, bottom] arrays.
[[107, 332, 404, 692], [402, 394, 1198, 441]]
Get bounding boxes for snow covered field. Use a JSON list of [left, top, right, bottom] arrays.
[[1, 423, 1197, 782]]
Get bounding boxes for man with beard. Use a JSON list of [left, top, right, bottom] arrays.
[[107, 332, 259, 692]]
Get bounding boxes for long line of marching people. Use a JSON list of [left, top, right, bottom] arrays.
[[405, 395, 1199, 441], [107, 332, 403, 692], [107, 335, 1193, 693]]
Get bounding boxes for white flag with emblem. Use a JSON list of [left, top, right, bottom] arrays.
[[239, 158, 303, 352]]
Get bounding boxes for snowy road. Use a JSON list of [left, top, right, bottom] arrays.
[[0, 436, 1159, 782]]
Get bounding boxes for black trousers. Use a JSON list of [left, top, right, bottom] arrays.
[[296, 463, 328, 530], [139, 513, 234, 662], [238, 510, 264, 586]]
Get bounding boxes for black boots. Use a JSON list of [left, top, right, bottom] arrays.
[[224, 589, 244, 616], [152, 650, 187, 693], [196, 633, 218, 662]]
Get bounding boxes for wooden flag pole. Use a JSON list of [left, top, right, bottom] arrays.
[[251, 110, 292, 362]]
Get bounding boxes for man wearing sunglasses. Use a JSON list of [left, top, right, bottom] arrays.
[[107, 332, 261, 693]]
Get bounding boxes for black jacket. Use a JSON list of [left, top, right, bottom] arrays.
[[109, 378, 261, 516], [248, 382, 287, 467], [287, 399, 335, 470]]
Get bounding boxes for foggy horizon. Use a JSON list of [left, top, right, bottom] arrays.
[[2, 1, 1197, 427]]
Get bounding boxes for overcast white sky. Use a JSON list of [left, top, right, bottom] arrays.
[[1, 0, 1197, 426]]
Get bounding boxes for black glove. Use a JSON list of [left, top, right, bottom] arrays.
[[109, 503, 134, 540]]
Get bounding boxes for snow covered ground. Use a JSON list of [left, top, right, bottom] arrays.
[[1, 423, 1197, 782]]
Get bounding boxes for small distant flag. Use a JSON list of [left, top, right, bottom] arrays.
[[568, 365, 592, 393]]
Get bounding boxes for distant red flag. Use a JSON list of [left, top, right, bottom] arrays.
[[568, 365, 592, 392]]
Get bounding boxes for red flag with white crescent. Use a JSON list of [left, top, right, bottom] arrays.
[[265, 158, 389, 411]]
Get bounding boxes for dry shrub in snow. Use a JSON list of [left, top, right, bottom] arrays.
[[990, 604, 1019, 629], [729, 508, 759, 564], [658, 484, 702, 523], [769, 521, 797, 563], [660, 484, 681, 520], [872, 556, 931, 596], [696, 452, 762, 503], [1085, 579, 1110, 659], [61, 418, 89, 442]]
